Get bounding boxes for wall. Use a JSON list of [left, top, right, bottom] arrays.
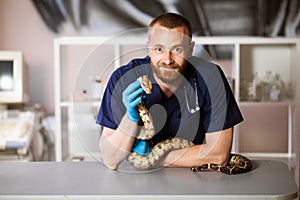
[[0, 0, 131, 114], [0, 0, 56, 114]]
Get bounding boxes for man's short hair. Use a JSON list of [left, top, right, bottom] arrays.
[[149, 13, 192, 38]]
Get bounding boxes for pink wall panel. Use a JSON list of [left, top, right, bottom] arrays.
[[239, 104, 288, 153]]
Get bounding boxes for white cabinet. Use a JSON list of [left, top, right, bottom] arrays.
[[54, 36, 148, 161], [54, 36, 300, 168]]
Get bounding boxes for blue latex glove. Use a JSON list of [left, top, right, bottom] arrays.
[[132, 139, 152, 156], [122, 80, 144, 122]]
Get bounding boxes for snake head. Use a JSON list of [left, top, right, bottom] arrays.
[[138, 75, 152, 94]]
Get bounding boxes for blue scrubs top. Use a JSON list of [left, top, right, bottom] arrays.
[[96, 56, 243, 145]]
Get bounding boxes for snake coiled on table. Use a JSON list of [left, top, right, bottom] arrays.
[[128, 75, 252, 174]]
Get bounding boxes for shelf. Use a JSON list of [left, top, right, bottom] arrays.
[[59, 101, 101, 108], [241, 152, 295, 158], [239, 101, 294, 106]]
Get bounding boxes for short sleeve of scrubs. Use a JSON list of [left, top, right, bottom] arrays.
[[188, 56, 243, 134]]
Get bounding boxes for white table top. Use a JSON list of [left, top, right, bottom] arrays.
[[0, 160, 298, 199]]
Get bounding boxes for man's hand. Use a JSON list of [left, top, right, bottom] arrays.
[[122, 80, 144, 122], [132, 139, 152, 156]]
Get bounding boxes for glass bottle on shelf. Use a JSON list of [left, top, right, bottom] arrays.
[[247, 72, 261, 101], [261, 70, 274, 101], [270, 73, 283, 101], [240, 78, 248, 101]]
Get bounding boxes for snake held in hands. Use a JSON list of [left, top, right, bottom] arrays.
[[128, 75, 252, 174]]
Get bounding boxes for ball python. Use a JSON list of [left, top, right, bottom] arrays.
[[191, 153, 253, 174], [127, 75, 193, 170], [128, 75, 252, 174]]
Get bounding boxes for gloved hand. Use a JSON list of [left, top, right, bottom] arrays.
[[132, 139, 152, 156], [122, 80, 144, 122]]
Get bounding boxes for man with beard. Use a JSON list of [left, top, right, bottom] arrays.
[[96, 13, 243, 170]]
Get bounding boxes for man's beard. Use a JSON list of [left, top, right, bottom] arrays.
[[151, 63, 187, 84]]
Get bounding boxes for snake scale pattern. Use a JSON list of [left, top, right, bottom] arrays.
[[128, 75, 252, 174]]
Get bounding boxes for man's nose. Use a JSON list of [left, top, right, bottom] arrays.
[[162, 50, 174, 65]]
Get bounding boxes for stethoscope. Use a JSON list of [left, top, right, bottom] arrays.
[[183, 77, 200, 114], [140, 64, 200, 114]]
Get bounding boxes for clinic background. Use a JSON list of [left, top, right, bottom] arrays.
[[0, 0, 299, 189], [0, 0, 299, 114]]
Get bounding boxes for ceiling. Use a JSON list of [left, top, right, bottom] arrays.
[[31, 0, 300, 37]]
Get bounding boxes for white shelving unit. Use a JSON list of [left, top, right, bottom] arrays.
[[54, 36, 300, 169]]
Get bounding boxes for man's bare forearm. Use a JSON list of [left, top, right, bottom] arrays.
[[99, 114, 138, 169], [159, 128, 233, 168]]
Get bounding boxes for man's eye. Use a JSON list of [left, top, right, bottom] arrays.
[[156, 47, 163, 52], [173, 47, 183, 54]]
